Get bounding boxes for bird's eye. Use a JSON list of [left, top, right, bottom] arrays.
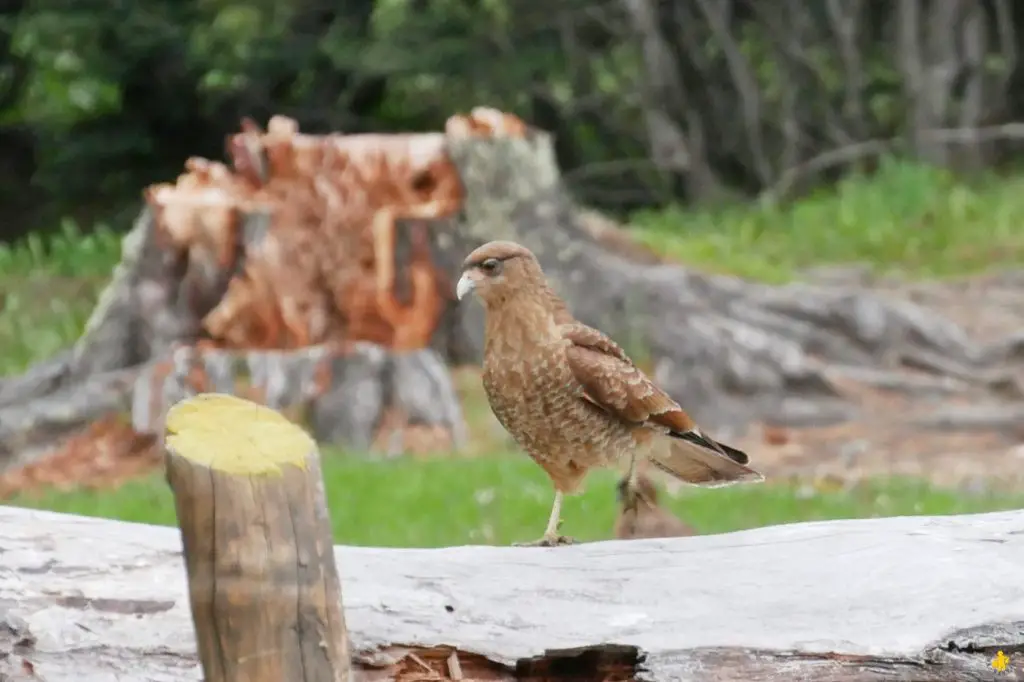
[[480, 258, 502, 275]]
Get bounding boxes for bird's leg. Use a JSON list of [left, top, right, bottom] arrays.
[[513, 491, 576, 547], [620, 453, 641, 510], [626, 453, 639, 492]]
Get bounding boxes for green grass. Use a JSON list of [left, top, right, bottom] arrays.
[[3, 160, 1024, 546], [632, 158, 1024, 283], [8, 455, 1024, 546], [0, 218, 122, 375]]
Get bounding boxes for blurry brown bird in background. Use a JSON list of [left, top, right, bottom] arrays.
[[614, 471, 696, 540], [456, 240, 764, 547]]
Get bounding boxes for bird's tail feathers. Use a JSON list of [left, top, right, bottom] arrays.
[[650, 431, 764, 488]]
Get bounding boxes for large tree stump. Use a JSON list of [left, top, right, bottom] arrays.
[[165, 393, 350, 682], [0, 112, 518, 484], [1, 506, 1023, 681]]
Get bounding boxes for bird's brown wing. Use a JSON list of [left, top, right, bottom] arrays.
[[561, 322, 762, 485], [560, 322, 687, 427]]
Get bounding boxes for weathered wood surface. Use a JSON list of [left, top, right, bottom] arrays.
[[164, 393, 350, 682], [2, 507, 1023, 681]]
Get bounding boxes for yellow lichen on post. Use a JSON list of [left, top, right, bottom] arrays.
[[165, 392, 312, 474], [165, 392, 351, 682]]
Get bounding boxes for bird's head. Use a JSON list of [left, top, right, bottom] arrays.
[[456, 240, 544, 308]]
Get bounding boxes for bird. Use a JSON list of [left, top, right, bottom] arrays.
[[613, 470, 697, 540], [456, 240, 764, 547]]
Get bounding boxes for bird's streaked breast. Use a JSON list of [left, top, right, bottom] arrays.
[[482, 343, 637, 467]]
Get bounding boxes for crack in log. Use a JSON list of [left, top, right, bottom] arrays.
[[53, 596, 176, 615], [517, 644, 638, 681], [362, 642, 1021, 681]]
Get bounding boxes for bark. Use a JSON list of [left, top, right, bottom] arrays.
[[164, 394, 350, 682], [1, 506, 1023, 681]]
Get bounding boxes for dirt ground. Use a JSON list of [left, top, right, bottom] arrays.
[[730, 266, 1024, 491]]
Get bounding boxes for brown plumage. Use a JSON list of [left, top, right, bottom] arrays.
[[614, 471, 697, 540], [456, 240, 763, 547]]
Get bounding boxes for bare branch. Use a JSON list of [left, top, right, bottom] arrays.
[[994, 0, 1018, 72], [824, 0, 867, 138], [898, 0, 929, 158], [691, 0, 774, 184], [956, 2, 987, 169], [619, 0, 726, 201], [764, 123, 1024, 203]]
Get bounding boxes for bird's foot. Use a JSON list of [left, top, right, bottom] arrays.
[[512, 533, 576, 548]]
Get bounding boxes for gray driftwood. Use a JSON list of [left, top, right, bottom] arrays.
[[1, 506, 1023, 681]]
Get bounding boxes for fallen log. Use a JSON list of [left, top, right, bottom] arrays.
[[164, 393, 351, 682], [1, 506, 1022, 681]]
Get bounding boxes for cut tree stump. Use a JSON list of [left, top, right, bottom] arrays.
[[164, 393, 350, 682], [1, 105, 1023, 491], [1, 507, 1023, 681], [0, 111, 524, 484]]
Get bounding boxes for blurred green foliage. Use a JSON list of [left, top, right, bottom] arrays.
[[635, 159, 1024, 282], [5, 0, 1023, 239], [0, 218, 120, 375]]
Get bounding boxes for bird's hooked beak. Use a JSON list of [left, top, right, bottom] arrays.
[[456, 272, 476, 301]]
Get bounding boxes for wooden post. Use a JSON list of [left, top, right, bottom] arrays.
[[164, 392, 350, 682]]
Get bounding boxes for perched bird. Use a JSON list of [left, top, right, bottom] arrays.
[[614, 471, 697, 540], [456, 240, 763, 547]]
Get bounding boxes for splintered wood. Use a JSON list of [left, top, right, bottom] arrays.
[[130, 107, 527, 437], [147, 118, 461, 350], [146, 106, 525, 353]]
